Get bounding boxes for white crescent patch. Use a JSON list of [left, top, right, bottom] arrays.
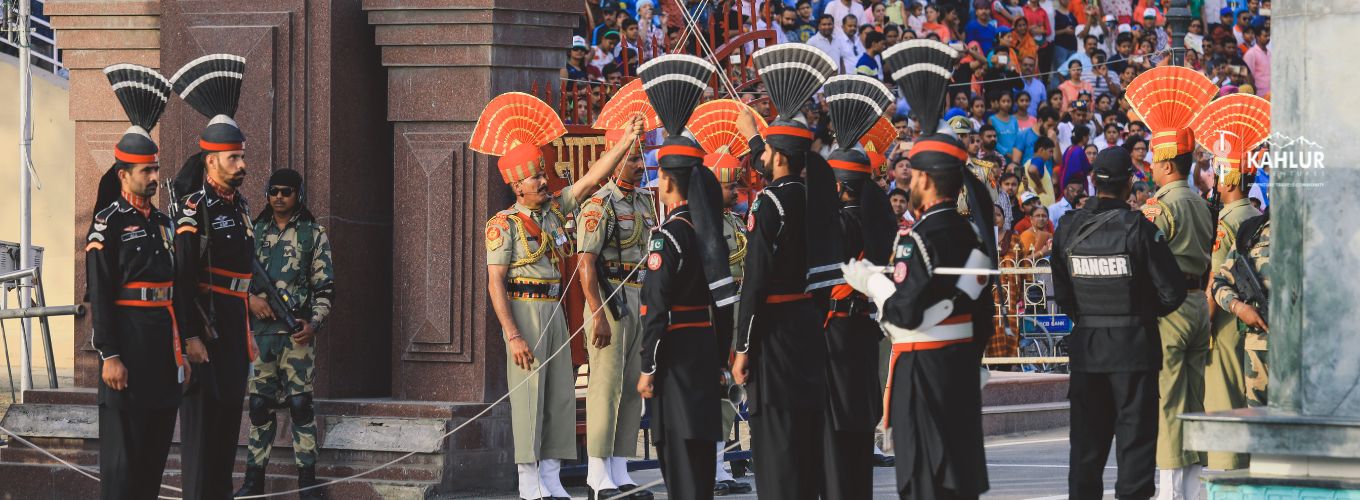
[[94, 223, 107, 231], [88, 232, 105, 242]]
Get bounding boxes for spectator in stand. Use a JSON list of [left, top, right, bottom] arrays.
[[1013, 191, 1052, 234], [1019, 106, 1058, 164], [1018, 55, 1046, 112], [794, 1, 817, 41], [824, 0, 869, 29], [1058, 122, 1091, 189], [888, 156, 911, 193], [1015, 92, 1036, 130], [636, 0, 667, 59], [616, 18, 642, 71], [807, 14, 848, 72], [1208, 7, 1234, 43], [563, 36, 591, 83], [781, 7, 804, 42], [1061, 35, 1098, 80], [967, 5, 1000, 54], [888, 188, 912, 228], [1051, 0, 1079, 76], [856, 30, 888, 79], [903, 1, 925, 34], [921, 3, 953, 42], [969, 96, 988, 132], [1076, 2, 1110, 50], [1233, 9, 1252, 45], [1244, 26, 1270, 95], [1048, 179, 1085, 228], [1059, 60, 1094, 114], [837, 15, 867, 74], [1028, 137, 1058, 206], [1092, 121, 1121, 152], [1106, 32, 1133, 74], [999, 171, 1023, 228], [993, 0, 1024, 29], [1018, 205, 1054, 259], [989, 90, 1021, 163], [1010, 18, 1038, 69], [592, 3, 624, 45], [885, 0, 910, 28], [569, 95, 591, 125], [589, 31, 620, 76], [871, 2, 889, 30], [602, 63, 624, 88], [1022, 0, 1051, 68], [1125, 137, 1155, 192], [1185, 18, 1206, 56], [884, 24, 903, 47]]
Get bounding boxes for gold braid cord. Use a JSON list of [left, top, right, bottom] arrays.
[[508, 206, 569, 268], [726, 212, 747, 265]]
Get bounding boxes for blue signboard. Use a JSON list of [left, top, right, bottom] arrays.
[[1023, 314, 1072, 334]]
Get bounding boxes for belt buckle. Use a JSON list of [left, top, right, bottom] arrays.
[[140, 288, 151, 301], [548, 283, 561, 297]]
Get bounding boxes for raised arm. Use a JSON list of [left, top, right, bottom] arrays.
[[569, 116, 645, 202]]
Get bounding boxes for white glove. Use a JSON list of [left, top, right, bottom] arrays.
[[840, 259, 877, 295]]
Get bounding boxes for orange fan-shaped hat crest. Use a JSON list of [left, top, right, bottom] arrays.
[[470, 92, 566, 156], [687, 99, 768, 158], [593, 79, 662, 132], [860, 116, 897, 155], [1189, 93, 1271, 184], [1124, 66, 1217, 161]]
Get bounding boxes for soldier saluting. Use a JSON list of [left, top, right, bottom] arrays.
[[235, 168, 335, 499], [471, 93, 642, 500], [88, 63, 183, 500], [167, 53, 259, 500]]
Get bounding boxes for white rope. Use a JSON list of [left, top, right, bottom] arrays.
[[670, 0, 742, 99]]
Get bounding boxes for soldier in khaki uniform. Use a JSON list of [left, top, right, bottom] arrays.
[[472, 93, 643, 500], [236, 169, 335, 498], [577, 129, 657, 500], [1212, 216, 1270, 406]]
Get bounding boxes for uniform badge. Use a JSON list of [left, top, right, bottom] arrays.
[[1141, 198, 1162, 222], [585, 218, 600, 233], [746, 211, 757, 232], [893, 261, 908, 283], [1214, 229, 1224, 251], [647, 252, 663, 271], [485, 226, 503, 251], [94, 222, 107, 231]]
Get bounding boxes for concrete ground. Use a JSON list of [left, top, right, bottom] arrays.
[[450, 427, 1189, 500]]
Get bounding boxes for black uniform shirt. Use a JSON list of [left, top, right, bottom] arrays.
[[734, 175, 808, 352], [1051, 197, 1186, 372]]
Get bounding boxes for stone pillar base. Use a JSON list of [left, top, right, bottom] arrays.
[[1206, 474, 1360, 500]]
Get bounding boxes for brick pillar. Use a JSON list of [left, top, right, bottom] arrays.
[[363, 0, 581, 403], [46, 0, 162, 389]]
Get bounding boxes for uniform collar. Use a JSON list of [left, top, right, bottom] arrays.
[[1218, 197, 1252, 219], [121, 191, 152, 218], [205, 175, 237, 202], [1153, 179, 1188, 199], [770, 175, 803, 187]]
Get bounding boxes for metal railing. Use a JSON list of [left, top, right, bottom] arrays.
[[0, 267, 79, 401], [1, 0, 64, 75], [990, 252, 1072, 372]]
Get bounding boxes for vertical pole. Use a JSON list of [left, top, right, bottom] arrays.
[[1166, 0, 1191, 65], [17, 0, 36, 398]]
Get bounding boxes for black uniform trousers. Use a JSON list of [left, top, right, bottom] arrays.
[[179, 382, 247, 500], [99, 404, 177, 500], [658, 439, 717, 500], [821, 314, 880, 500], [751, 406, 825, 500], [1069, 370, 1158, 500], [821, 427, 874, 500]]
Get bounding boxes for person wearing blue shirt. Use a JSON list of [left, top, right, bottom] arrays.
[[856, 31, 887, 79], [988, 90, 1021, 162], [1017, 107, 1058, 165], [966, 6, 999, 54]]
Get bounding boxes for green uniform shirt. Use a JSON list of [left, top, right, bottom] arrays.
[[1142, 180, 1214, 276], [1210, 198, 1261, 272], [250, 211, 335, 335], [485, 190, 580, 283]]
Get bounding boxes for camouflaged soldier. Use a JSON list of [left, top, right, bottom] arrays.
[[1213, 216, 1270, 407], [237, 169, 334, 499], [473, 93, 644, 500], [576, 129, 657, 499]]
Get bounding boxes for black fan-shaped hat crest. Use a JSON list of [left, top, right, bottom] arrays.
[[170, 53, 246, 120], [825, 75, 893, 151], [103, 64, 171, 133], [882, 39, 958, 136], [753, 44, 838, 122], [638, 54, 717, 136]]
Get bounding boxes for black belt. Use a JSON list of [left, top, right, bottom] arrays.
[[667, 305, 711, 331], [605, 262, 645, 285], [505, 280, 562, 300], [828, 296, 872, 316], [116, 285, 174, 302]]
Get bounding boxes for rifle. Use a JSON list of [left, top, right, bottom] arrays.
[[1232, 251, 1268, 324], [251, 260, 305, 334]]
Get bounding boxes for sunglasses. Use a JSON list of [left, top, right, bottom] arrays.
[[268, 187, 296, 197]]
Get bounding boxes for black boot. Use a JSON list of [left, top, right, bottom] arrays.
[[298, 465, 323, 499], [234, 466, 266, 497]]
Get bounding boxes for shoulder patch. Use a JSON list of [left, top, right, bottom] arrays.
[[647, 252, 663, 271], [649, 236, 665, 251], [1140, 202, 1162, 222], [486, 225, 504, 251]]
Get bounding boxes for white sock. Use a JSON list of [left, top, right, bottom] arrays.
[[609, 456, 636, 488], [714, 441, 735, 482], [518, 463, 545, 500], [539, 459, 570, 497], [1183, 464, 1203, 500], [1158, 467, 1190, 500], [588, 456, 619, 491], [873, 443, 885, 456]]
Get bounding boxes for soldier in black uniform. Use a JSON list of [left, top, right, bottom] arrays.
[[634, 54, 738, 500], [731, 43, 841, 500], [1050, 147, 1186, 500], [820, 75, 900, 500], [843, 132, 996, 500], [89, 63, 184, 500], [167, 54, 258, 499]]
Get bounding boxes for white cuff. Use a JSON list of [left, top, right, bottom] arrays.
[[866, 273, 897, 313]]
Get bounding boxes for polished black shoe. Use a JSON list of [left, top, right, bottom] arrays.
[[721, 479, 753, 494], [713, 480, 731, 496], [233, 466, 266, 497], [618, 484, 655, 499], [591, 487, 620, 500], [298, 465, 324, 499], [873, 453, 896, 467]]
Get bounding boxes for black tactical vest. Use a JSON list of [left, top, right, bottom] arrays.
[[1062, 209, 1143, 326]]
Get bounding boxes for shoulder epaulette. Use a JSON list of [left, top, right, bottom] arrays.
[[94, 202, 120, 224]]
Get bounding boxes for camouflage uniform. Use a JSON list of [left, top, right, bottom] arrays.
[[1140, 179, 1213, 469], [1202, 197, 1259, 469], [576, 182, 656, 458], [1213, 219, 1270, 407], [486, 191, 580, 465], [246, 210, 335, 469]]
